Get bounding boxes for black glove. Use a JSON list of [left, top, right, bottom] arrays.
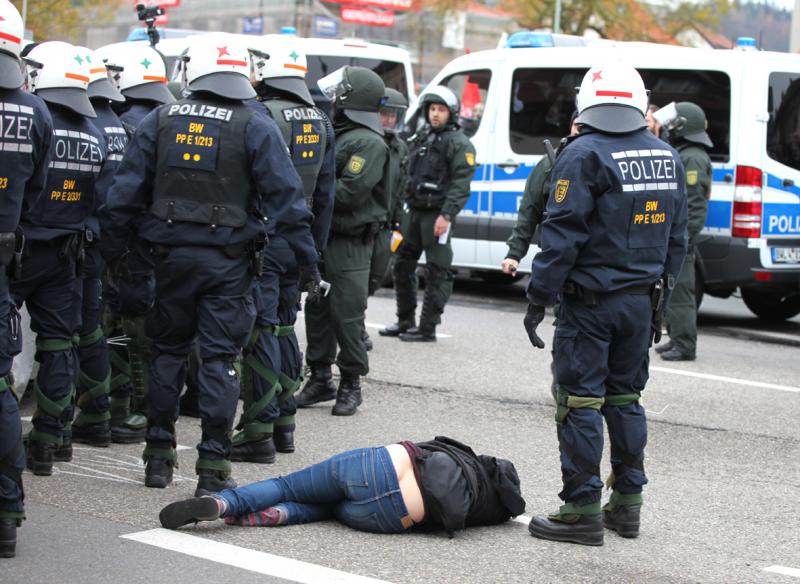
[[523, 303, 546, 349], [299, 263, 323, 303]]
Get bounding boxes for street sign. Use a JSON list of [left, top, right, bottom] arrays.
[[313, 15, 339, 37], [243, 16, 264, 35], [341, 6, 395, 27]]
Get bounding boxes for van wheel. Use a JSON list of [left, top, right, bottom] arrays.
[[741, 287, 800, 321]]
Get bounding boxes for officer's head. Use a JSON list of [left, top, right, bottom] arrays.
[[318, 65, 385, 134], [0, 0, 25, 90], [249, 34, 314, 107], [380, 87, 408, 134], [75, 45, 125, 104], [419, 85, 459, 129], [24, 41, 97, 117], [179, 33, 256, 101], [575, 62, 648, 134], [653, 101, 713, 148], [95, 43, 175, 105]]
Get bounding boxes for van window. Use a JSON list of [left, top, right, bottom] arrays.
[[767, 72, 800, 172], [509, 67, 731, 162], [441, 69, 492, 138], [306, 55, 408, 99]]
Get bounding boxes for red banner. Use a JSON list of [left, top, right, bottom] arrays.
[[133, 0, 181, 9], [341, 6, 395, 27], [325, 0, 416, 11]]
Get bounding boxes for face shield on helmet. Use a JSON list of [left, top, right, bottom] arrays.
[[24, 41, 96, 117], [574, 62, 648, 134], [0, 0, 25, 89], [249, 34, 313, 105], [317, 66, 350, 102], [653, 100, 713, 148], [95, 44, 174, 104], [75, 45, 124, 103], [380, 88, 408, 134], [180, 33, 255, 100]]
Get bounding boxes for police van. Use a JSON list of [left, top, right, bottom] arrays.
[[411, 33, 800, 320]]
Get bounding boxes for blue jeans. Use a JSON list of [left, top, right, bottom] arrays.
[[217, 447, 410, 534]]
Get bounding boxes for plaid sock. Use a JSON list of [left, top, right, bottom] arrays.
[[211, 496, 228, 517], [224, 506, 287, 527]]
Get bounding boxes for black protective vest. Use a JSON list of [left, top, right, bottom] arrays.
[[152, 98, 254, 228], [407, 127, 455, 210], [263, 97, 327, 205]]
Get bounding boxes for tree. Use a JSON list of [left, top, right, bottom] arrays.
[[13, 0, 123, 44]]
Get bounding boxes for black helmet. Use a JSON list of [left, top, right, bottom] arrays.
[[419, 85, 460, 120], [318, 65, 385, 134], [380, 87, 408, 134], [654, 101, 713, 148]]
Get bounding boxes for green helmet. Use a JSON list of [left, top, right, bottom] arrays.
[[318, 65, 385, 134], [658, 101, 713, 148], [380, 87, 408, 133]]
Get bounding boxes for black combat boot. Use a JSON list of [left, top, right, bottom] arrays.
[[54, 431, 72, 462], [195, 469, 237, 497], [110, 422, 146, 444], [362, 329, 373, 352], [659, 348, 695, 361], [332, 375, 362, 416], [603, 504, 641, 538], [144, 457, 174, 489], [26, 440, 55, 476], [0, 518, 18, 558], [230, 435, 276, 464], [72, 421, 111, 447], [379, 319, 415, 337], [398, 325, 436, 342], [654, 340, 674, 354], [274, 431, 295, 453], [295, 365, 336, 408], [159, 496, 220, 530], [528, 509, 604, 546]]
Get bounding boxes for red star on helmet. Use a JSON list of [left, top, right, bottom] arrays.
[[592, 70, 603, 82], [216, 46, 230, 58]]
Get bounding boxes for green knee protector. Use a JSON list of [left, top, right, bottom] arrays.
[[554, 385, 605, 424], [233, 327, 279, 444]]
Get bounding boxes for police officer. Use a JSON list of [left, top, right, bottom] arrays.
[[0, 0, 53, 557], [101, 34, 316, 495], [227, 37, 335, 462], [15, 41, 106, 473], [525, 63, 687, 545], [362, 87, 409, 352], [653, 101, 712, 362], [296, 66, 390, 416], [380, 86, 476, 342], [94, 44, 174, 443]]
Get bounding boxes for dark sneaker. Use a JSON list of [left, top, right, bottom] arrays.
[[528, 513, 604, 546], [603, 504, 641, 538], [159, 496, 220, 529], [654, 340, 674, 354], [26, 440, 55, 476], [295, 366, 336, 408], [144, 457, 173, 489], [274, 431, 294, 454], [0, 518, 18, 558], [379, 320, 415, 337], [399, 326, 436, 342], [230, 436, 276, 464], [195, 470, 237, 497], [659, 348, 696, 362], [72, 422, 111, 447]]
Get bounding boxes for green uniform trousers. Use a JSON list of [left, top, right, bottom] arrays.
[[665, 250, 697, 356], [305, 234, 372, 376], [368, 227, 392, 296]]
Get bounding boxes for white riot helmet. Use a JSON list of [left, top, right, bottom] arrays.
[[249, 34, 313, 106], [575, 62, 648, 134], [419, 85, 460, 120], [24, 41, 96, 117], [75, 46, 124, 103], [95, 44, 174, 104], [181, 33, 255, 100], [0, 0, 25, 89]]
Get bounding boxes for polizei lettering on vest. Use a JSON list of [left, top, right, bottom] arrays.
[[167, 103, 234, 122], [617, 157, 677, 182], [282, 107, 323, 122]]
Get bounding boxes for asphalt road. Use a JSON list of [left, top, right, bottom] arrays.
[[5, 278, 799, 584]]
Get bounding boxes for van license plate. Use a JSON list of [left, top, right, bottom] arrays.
[[772, 247, 800, 263]]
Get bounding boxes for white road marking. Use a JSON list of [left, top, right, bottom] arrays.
[[121, 528, 396, 584], [650, 366, 800, 393], [765, 566, 800, 578]]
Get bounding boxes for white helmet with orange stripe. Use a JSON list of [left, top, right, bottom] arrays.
[[180, 33, 255, 100], [249, 34, 313, 106], [75, 45, 124, 103], [575, 61, 648, 134], [0, 0, 25, 89], [95, 44, 174, 104], [24, 41, 96, 117]]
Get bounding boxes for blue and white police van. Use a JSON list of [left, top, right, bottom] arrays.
[[412, 33, 800, 320]]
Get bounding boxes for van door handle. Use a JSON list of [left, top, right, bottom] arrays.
[[783, 178, 795, 187], [498, 160, 520, 170]]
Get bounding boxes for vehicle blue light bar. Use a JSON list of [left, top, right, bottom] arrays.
[[736, 37, 757, 49], [506, 31, 555, 48]]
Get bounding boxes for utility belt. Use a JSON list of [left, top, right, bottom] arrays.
[[150, 234, 268, 277], [562, 280, 656, 308], [408, 181, 446, 211], [333, 222, 382, 245], [23, 230, 92, 274], [0, 229, 24, 279]]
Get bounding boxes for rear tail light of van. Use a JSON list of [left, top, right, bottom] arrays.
[[732, 165, 763, 238]]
